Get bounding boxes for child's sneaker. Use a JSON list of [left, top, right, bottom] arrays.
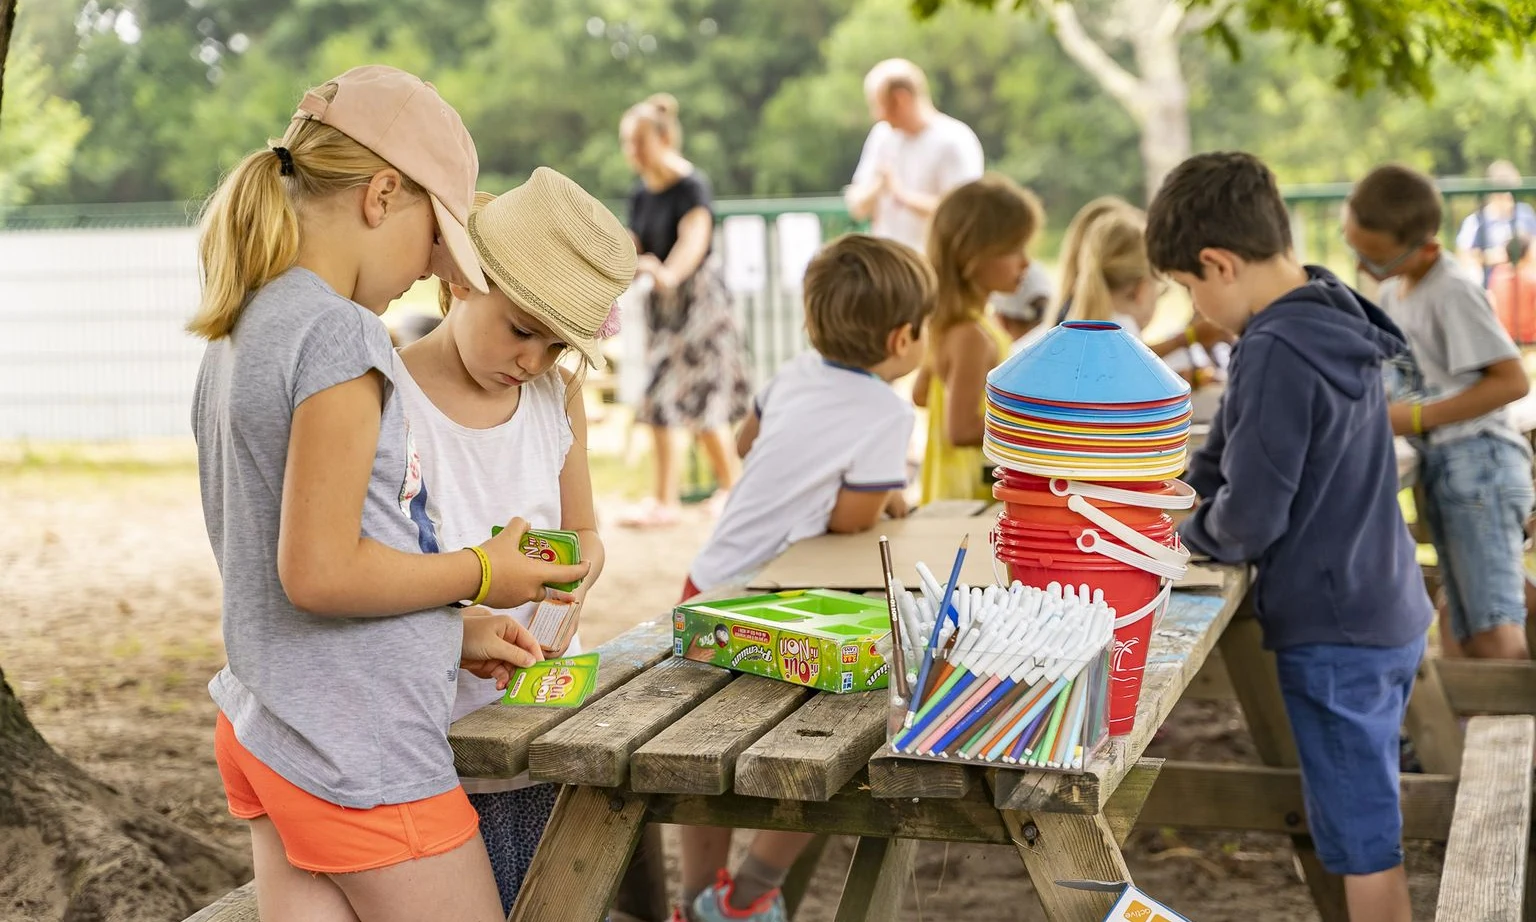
[[691, 870, 788, 922]]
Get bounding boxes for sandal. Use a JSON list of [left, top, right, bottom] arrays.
[[617, 498, 682, 529]]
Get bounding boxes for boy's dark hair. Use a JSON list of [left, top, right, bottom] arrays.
[[1347, 164, 1443, 245], [803, 234, 936, 367], [1145, 151, 1292, 276]]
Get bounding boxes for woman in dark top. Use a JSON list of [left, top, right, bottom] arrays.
[[617, 93, 752, 528]]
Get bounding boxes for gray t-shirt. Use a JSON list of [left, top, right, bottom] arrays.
[[1377, 253, 1524, 448], [193, 268, 461, 809]]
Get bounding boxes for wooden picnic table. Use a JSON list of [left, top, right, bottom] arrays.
[[444, 500, 1311, 922]]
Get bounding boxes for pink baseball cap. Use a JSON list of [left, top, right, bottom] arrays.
[[287, 65, 488, 293]]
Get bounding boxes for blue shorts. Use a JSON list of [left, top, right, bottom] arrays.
[[1421, 434, 1534, 642], [1275, 636, 1425, 876]]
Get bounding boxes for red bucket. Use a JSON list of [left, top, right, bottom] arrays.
[[996, 542, 1167, 737], [995, 515, 1175, 545], [993, 480, 1180, 530]]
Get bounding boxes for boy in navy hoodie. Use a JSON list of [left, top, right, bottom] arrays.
[[1146, 152, 1431, 922]]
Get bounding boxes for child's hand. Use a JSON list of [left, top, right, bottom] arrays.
[[885, 491, 911, 519], [480, 518, 592, 609], [460, 610, 543, 690]]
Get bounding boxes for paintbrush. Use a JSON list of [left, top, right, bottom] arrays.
[[878, 536, 910, 700]]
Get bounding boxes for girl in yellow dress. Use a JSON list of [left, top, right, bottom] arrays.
[[914, 175, 1044, 503]]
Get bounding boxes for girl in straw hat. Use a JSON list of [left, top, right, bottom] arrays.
[[190, 67, 585, 921], [395, 166, 636, 914]]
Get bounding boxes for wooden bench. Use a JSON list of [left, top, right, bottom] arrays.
[[183, 881, 255, 922], [1434, 715, 1535, 922]]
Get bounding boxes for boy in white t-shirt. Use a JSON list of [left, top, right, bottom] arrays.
[[673, 234, 936, 922]]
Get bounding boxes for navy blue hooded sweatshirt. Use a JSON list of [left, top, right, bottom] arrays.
[[1179, 268, 1433, 650]]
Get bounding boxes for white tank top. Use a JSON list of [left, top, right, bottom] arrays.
[[393, 354, 577, 788]]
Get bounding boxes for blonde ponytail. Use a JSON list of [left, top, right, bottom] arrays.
[[189, 82, 424, 340], [1058, 196, 1134, 308], [189, 150, 300, 340], [1068, 212, 1152, 324]]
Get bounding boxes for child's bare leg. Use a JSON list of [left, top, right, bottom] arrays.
[[652, 425, 680, 507], [696, 427, 741, 492], [1343, 865, 1412, 922], [249, 817, 360, 922], [679, 826, 734, 907], [1461, 623, 1530, 660], [331, 834, 505, 922], [725, 831, 817, 909]]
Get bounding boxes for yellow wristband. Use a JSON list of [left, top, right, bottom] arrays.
[[1185, 324, 1198, 348], [1410, 402, 1425, 435], [467, 545, 492, 606]]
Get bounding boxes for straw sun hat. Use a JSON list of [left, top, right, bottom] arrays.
[[465, 166, 637, 369]]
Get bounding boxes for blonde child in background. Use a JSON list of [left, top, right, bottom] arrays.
[[674, 234, 936, 922], [394, 167, 634, 913], [1064, 209, 1161, 337], [1065, 208, 1234, 389], [189, 67, 587, 921], [1051, 195, 1134, 325], [914, 174, 1044, 503]]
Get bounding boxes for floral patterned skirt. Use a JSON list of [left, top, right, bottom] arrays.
[[637, 262, 753, 430]]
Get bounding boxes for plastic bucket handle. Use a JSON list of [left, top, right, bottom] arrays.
[[1114, 579, 1173, 630], [1050, 477, 1197, 511], [1077, 529, 1190, 581], [1067, 494, 1189, 568]]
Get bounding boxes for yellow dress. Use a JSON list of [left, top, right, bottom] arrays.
[[921, 317, 1016, 504]]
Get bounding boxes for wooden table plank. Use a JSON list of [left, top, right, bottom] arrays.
[[733, 690, 889, 801], [450, 619, 673, 778], [183, 882, 256, 922], [989, 571, 1248, 813], [1434, 716, 1536, 922], [1437, 659, 1536, 714], [1137, 762, 1457, 841], [1001, 807, 1130, 922], [630, 674, 813, 794], [528, 657, 735, 787], [867, 745, 973, 800]]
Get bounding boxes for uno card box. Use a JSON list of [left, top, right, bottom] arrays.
[[673, 589, 891, 694]]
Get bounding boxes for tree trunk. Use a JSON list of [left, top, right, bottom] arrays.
[[0, 665, 250, 922], [0, 0, 15, 115]]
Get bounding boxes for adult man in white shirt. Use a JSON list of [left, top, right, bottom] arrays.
[[844, 58, 985, 253]]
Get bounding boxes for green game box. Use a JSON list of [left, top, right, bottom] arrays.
[[673, 589, 892, 694]]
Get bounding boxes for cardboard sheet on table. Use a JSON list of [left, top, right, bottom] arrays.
[[748, 516, 999, 592], [1174, 562, 1227, 589]]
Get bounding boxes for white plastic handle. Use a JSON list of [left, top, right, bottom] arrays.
[[1076, 528, 1190, 581], [1050, 477, 1197, 510], [1066, 494, 1189, 567], [1113, 579, 1173, 629]]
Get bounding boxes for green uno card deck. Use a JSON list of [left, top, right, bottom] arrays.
[[673, 589, 891, 694], [489, 526, 584, 592], [500, 652, 599, 707]]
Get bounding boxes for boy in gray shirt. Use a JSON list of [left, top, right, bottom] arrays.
[[1345, 164, 1534, 660]]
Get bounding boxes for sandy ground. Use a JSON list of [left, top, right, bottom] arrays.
[[0, 444, 1444, 921]]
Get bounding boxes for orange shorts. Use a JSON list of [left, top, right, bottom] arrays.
[[214, 712, 479, 874]]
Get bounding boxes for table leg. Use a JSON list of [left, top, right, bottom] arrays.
[[781, 834, 830, 917], [510, 785, 649, 922], [613, 823, 669, 922], [1003, 810, 1130, 922], [1218, 608, 1349, 922], [833, 836, 916, 922], [1404, 655, 1464, 776]]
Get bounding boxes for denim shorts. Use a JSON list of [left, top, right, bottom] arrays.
[[1420, 433, 1534, 642], [1275, 636, 1425, 876]]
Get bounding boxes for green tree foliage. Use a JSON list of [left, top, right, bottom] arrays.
[[8, 0, 1536, 212], [0, 44, 89, 206]]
